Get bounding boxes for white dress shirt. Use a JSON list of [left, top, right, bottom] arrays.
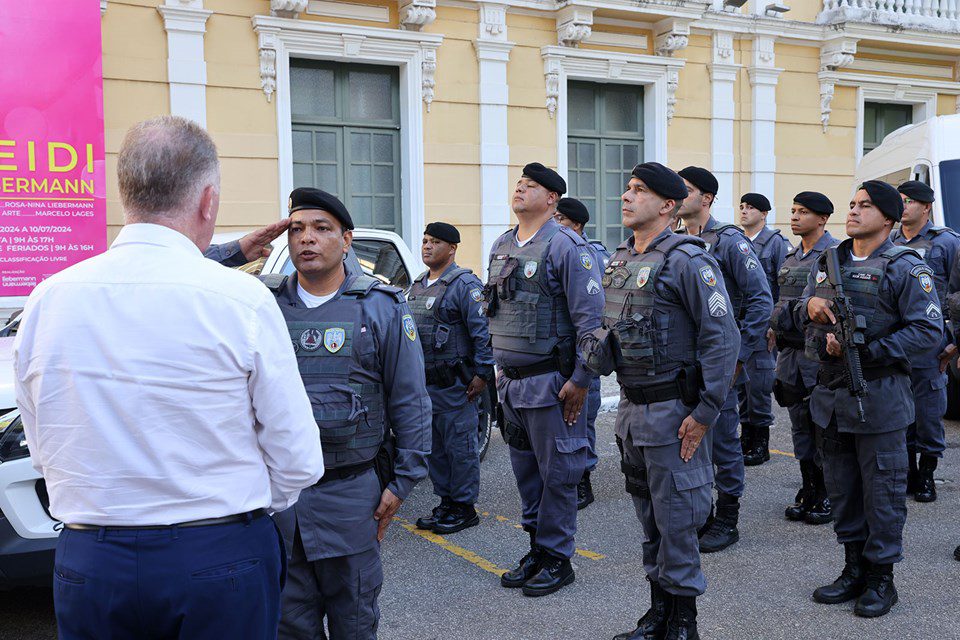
[[13, 223, 324, 526]]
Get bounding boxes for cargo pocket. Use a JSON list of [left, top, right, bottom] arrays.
[[874, 450, 908, 534], [312, 385, 365, 445], [668, 464, 714, 534], [551, 436, 590, 486], [357, 556, 384, 635], [452, 410, 479, 458]]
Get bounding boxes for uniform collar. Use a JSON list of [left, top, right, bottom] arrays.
[[813, 230, 836, 252], [421, 262, 459, 284], [702, 215, 719, 233], [513, 217, 559, 245], [283, 269, 350, 308], [111, 223, 202, 257], [839, 236, 893, 260], [621, 226, 674, 254]]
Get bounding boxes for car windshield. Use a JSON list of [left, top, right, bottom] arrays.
[[938, 159, 960, 231]]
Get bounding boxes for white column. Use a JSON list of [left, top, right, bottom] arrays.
[[157, 0, 212, 127], [708, 31, 740, 224], [475, 3, 514, 278], [747, 35, 782, 219]]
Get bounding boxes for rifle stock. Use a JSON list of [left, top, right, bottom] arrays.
[[824, 248, 868, 422]]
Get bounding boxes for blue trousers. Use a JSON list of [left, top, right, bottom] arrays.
[[53, 514, 284, 640], [712, 388, 745, 498], [585, 376, 602, 471], [906, 367, 947, 457], [738, 350, 776, 428], [428, 402, 481, 504]]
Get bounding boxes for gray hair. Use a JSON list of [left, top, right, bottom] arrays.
[[117, 116, 220, 219]]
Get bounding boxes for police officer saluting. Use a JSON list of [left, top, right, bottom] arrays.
[[676, 167, 774, 553], [800, 180, 942, 618], [553, 197, 611, 509], [769, 192, 838, 524], [890, 180, 960, 503], [267, 188, 432, 639], [586, 162, 739, 640], [410, 222, 495, 534], [486, 163, 604, 597], [738, 192, 791, 466]]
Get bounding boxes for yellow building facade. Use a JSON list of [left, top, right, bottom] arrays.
[[101, 0, 960, 271]]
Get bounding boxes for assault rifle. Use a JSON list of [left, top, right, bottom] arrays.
[[824, 247, 868, 422]]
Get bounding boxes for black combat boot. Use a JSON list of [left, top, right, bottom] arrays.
[[954, 544, 960, 561], [663, 595, 700, 640], [416, 496, 452, 530], [740, 424, 754, 456], [577, 470, 595, 510], [914, 455, 938, 503], [613, 577, 671, 640], [785, 460, 815, 521], [803, 464, 833, 525], [521, 552, 575, 597], [906, 446, 919, 495], [854, 563, 898, 618], [743, 425, 770, 466], [699, 492, 739, 553], [812, 541, 867, 604], [433, 501, 480, 534], [501, 528, 542, 588]]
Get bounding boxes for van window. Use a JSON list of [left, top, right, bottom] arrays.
[[938, 159, 960, 232], [874, 167, 911, 188]]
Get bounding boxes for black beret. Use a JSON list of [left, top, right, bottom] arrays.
[[740, 193, 771, 212], [898, 180, 935, 203], [631, 162, 688, 201], [678, 166, 719, 196], [859, 180, 904, 222], [424, 221, 460, 244], [793, 191, 833, 215], [522, 162, 566, 195], [288, 187, 354, 230], [557, 197, 590, 224]]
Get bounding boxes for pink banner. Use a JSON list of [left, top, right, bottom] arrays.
[[0, 2, 106, 296]]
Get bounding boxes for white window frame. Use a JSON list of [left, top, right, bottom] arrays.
[[541, 46, 683, 178], [253, 16, 442, 250]]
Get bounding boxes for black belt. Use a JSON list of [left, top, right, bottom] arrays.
[[501, 359, 559, 380], [819, 364, 906, 390], [316, 460, 375, 485], [863, 365, 906, 381], [65, 508, 267, 531], [623, 381, 682, 405], [775, 334, 805, 350]]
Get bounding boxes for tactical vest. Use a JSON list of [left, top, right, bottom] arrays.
[[485, 225, 575, 356], [804, 245, 916, 364], [602, 234, 703, 388], [753, 228, 786, 293], [699, 223, 746, 320], [262, 274, 387, 470], [771, 246, 817, 346], [892, 226, 957, 259], [407, 267, 473, 366]]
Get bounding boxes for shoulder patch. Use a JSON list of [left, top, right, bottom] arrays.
[[699, 265, 717, 287], [579, 252, 593, 271], [910, 264, 933, 278], [737, 241, 751, 255], [918, 272, 934, 294], [402, 314, 417, 341], [470, 288, 483, 302]]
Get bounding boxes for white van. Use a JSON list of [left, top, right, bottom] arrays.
[[854, 113, 960, 229]]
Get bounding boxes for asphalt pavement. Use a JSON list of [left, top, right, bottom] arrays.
[[3, 396, 959, 640]]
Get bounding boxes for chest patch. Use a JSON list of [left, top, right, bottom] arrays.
[[699, 266, 717, 287], [524, 261, 538, 278], [849, 272, 878, 282], [425, 296, 437, 310], [636, 266, 652, 288], [402, 314, 417, 341], [815, 270, 827, 284], [300, 328, 323, 352], [323, 328, 346, 353]]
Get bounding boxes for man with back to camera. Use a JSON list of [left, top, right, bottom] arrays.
[[581, 162, 739, 640], [769, 192, 838, 525], [800, 180, 941, 618], [13, 116, 325, 639], [485, 163, 604, 597], [266, 188, 432, 639], [410, 222, 495, 535], [675, 167, 774, 553], [738, 192, 791, 466], [889, 180, 960, 503], [553, 196, 611, 509]]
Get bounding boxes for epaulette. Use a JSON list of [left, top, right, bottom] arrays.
[[258, 273, 287, 293], [880, 245, 922, 262]]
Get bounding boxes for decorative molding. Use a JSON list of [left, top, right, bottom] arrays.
[[479, 3, 508, 39], [157, 1, 213, 127], [251, 15, 443, 252], [654, 18, 691, 58], [556, 6, 593, 47], [271, 0, 309, 18], [848, 57, 954, 80], [819, 37, 858, 131], [259, 46, 278, 102], [307, 1, 390, 23], [712, 29, 734, 63], [399, 0, 437, 31], [584, 30, 648, 50], [100, 0, 107, 15]]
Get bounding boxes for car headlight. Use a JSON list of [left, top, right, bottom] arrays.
[[0, 411, 28, 462]]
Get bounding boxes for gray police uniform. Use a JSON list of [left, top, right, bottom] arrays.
[[582, 234, 611, 473], [693, 217, 773, 498], [602, 229, 739, 595], [407, 263, 494, 505], [771, 232, 838, 463], [799, 239, 942, 564], [265, 272, 431, 640], [485, 218, 604, 560], [739, 226, 791, 430], [889, 221, 960, 457]]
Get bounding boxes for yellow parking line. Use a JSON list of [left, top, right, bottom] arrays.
[[770, 449, 796, 459], [480, 510, 606, 561], [395, 517, 508, 577]]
